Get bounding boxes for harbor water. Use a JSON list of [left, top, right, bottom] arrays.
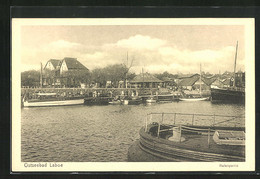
[[21, 101, 245, 162]]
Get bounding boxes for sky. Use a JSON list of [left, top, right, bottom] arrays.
[[20, 25, 245, 74]]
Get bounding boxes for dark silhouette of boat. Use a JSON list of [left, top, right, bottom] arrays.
[[210, 41, 245, 104], [128, 112, 245, 162]]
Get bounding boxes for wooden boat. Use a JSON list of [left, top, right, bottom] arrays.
[[128, 112, 245, 162], [23, 93, 84, 107], [179, 97, 208, 101]]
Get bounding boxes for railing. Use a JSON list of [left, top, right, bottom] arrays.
[[144, 112, 245, 148], [144, 112, 245, 132]]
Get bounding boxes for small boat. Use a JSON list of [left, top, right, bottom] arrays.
[[179, 97, 208, 101], [128, 112, 245, 162], [179, 64, 209, 102], [109, 100, 122, 105], [23, 93, 84, 107], [146, 96, 157, 103], [123, 100, 129, 105]]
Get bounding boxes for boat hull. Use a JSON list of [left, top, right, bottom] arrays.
[[84, 97, 111, 105], [210, 88, 245, 103], [128, 126, 245, 162], [146, 99, 156, 103], [23, 98, 84, 107], [179, 97, 208, 101], [109, 100, 122, 105]]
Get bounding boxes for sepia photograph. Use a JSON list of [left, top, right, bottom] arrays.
[[12, 18, 255, 172]]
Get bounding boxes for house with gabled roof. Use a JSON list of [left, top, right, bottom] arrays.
[[60, 57, 88, 74], [42, 57, 89, 87], [130, 72, 162, 88], [177, 74, 200, 90], [44, 59, 61, 71], [178, 74, 217, 90]]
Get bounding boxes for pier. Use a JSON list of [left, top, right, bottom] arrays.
[[21, 87, 182, 101]]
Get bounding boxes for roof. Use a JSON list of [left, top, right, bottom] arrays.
[[177, 74, 197, 79], [202, 76, 217, 86], [222, 78, 231, 85], [62, 57, 88, 70], [178, 74, 200, 86], [130, 72, 162, 83], [162, 77, 173, 82], [44, 59, 61, 69]]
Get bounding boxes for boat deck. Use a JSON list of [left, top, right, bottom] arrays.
[[139, 124, 245, 161]]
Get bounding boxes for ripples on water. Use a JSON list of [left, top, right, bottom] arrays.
[[21, 101, 245, 162]]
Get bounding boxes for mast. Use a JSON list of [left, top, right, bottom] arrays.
[[142, 67, 144, 89], [40, 62, 43, 88], [199, 63, 202, 96], [233, 41, 238, 87], [126, 52, 128, 89]]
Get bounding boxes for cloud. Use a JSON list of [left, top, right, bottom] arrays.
[[115, 35, 166, 50], [21, 37, 244, 74], [49, 40, 81, 49]]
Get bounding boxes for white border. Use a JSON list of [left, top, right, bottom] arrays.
[[12, 18, 255, 172]]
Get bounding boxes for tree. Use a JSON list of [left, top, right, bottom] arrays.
[[90, 63, 136, 88], [91, 68, 107, 87], [62, 69, 90, 87], [21, 70, 41, 87]]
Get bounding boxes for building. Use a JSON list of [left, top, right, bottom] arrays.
[[178, 74, 200, 90], [210, 78, 224, 88], [177, 74, 215, 90], [44, 59, 61, 71], [59, 57, 88, 75], [129, 72, 162, 88], [161, 77, 175, 88], [42, 57, 89, 87]]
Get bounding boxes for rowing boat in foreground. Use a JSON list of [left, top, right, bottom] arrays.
[[23, 93, 84, 107], [128, 112, 245, 162]]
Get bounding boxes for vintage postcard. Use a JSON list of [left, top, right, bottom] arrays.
[[12, 18, 255, 172]]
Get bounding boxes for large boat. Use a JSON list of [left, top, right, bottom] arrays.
[[210, 41, 245, 104], [128, 112, 245, 162], [23, 93, 84, 107], [211, 87, 245, 103]]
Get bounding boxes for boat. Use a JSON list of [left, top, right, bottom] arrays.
[[210, 87, 245, 103], [23, 93, 84, 107], [210, 41, 245, 104], [84, 96, 112, 105], [179, 64, 208, 102], [146, 96, 157, 103], [124, 96, 142, 105], [128, 112, 245, 162], [109, 100, 122, 105], [108, 95, 123, 105], [179, 97, 208, 101]]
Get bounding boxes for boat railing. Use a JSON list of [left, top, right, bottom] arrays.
[[144, 112, 245, 133], [144, 112, 245, 148]]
